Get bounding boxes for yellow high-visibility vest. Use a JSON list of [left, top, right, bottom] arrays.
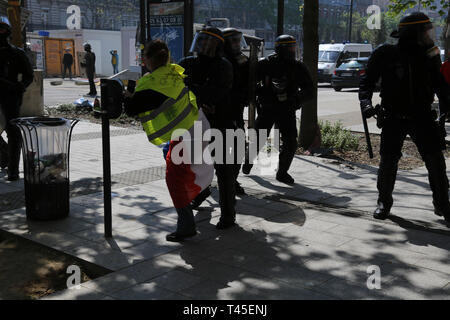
[[136, 64, 199, 146]]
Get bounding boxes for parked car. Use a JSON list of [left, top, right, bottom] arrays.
[[318, 43, 372, 83], [331, 58, 373, 91]]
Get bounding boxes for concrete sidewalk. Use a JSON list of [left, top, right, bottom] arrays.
[[0, 120, 449, 300]]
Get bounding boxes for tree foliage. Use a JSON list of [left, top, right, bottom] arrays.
[[72, 0, 139, 30], [387, 0, 449, 16]]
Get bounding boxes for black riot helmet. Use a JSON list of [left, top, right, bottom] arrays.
[[391, 12, 435, 47], [223, 27, 247, 57], [83, 43, 92, 52], [0, 15, 12, 40], [189, 26, 224, 58], [275, 34, 298, 62]]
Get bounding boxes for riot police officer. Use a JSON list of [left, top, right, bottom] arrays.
[[0, 16, 33, 181], [242, 35, 314, 184], [223, 27, 249, 195], [179, 26, 237, 229], [359, 12, 450, 224]]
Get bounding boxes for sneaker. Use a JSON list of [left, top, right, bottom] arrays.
[[242, 163, 253, 175], [276, 172, 294, 185], [165, 231, 197, 242]]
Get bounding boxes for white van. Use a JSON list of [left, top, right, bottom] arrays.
[[318, 43, 373, 83]]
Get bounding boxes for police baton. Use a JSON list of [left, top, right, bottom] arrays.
[[360, 106, 374, 159]]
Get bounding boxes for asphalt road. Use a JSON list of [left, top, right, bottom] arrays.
[[43, 79, 381, 132]]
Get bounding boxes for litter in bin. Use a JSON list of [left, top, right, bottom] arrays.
[[74, 98, 94, 109], [26, 151, 67, 183]]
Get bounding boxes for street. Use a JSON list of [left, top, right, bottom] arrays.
[[43, 79, 381, 133]]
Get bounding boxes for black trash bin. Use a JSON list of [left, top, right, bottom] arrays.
[[12, 117, 79, 220]]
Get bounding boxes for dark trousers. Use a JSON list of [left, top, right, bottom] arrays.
[[63, 64, 72, 79], [175, 206, 196, 235], [87, 71, 97, 95], [0, 134, 8, 168], [377, 118, 448, 209], [5, 122, 21, 176], [1, 103, 21, 176], [214, 127, 237, 223], [112, 64, 118, 74], [248, 107, 298, 175]]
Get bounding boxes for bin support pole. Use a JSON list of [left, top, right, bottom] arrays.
[[101, 113, 113, 238]]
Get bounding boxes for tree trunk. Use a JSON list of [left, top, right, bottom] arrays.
[[299, 0, 319, 150]]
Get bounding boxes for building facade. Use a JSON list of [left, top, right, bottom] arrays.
[[26, 0, 139, 31]]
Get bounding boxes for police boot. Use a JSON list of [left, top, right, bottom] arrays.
[[216, 164, 237, 230], [166, 206, 197, 242], [0, 136, 8, 169], [374, 155, 399, 220], [423, 152, 450, 222], [276, 153, 295, 185]]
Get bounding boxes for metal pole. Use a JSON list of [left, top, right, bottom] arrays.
[[146, 0, 151, 43], [277, 0, 284, 36], [348, 0, 354, 42], [184, 0, 194, 56], [139, 0, 147, 74], [101, 111, 113, 238]]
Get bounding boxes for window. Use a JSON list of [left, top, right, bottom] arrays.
[[337, 60, 366, 70], [318, 50, 340, 62], [359, 51, 371, 57], [41, 8, 49, 28]]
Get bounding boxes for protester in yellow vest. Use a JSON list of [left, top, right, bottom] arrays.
[[124, 40, 214, 242]]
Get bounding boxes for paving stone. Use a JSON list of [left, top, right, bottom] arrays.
[[313, 278, 387, 300], [411, 257, 450, 276], [180, 279, 229, 300], [277, 224, 354, 247], [42, 286, 111, 300], [239, 255, 333, 289], [151, 268, 205, 292], [111, 282, 175, 300]]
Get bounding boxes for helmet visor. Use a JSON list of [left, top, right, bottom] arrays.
[[225, 32, 247, 55], [277, 43, 300, 61], [0, 15, 11, 34], [189, 31, 223, 57], [419, 25, 436, 47]]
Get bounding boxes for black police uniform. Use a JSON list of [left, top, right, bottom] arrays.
[[228, 54, 249, 193], [82, 45, 96, 96], [244, 36, 314, 184], [0, 43, 34, 179], [179, 33, 237, 229], [359, 12, 450, 222]]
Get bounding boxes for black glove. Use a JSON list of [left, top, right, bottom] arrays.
[[361, 100, 376, 119]]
